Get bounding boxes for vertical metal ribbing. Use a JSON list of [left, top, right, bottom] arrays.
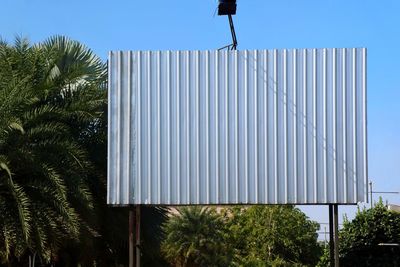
[[121, 52, 131, 202], [273, 50, 278, 203], [166, 51, 171, 204], [108, 49, 367, 205], [186, 51, 190, 203], [302, 50, 308, 203], [235, 51, 239, 202], [263, 50, 269, 203], [107, 52, 111, 203], [292, 50, 298, 203], [312, 49, 317, 202], [147, 52, 151, 204], [118, 53, 126, 203], [116, 52, 121, 203], [332, 49, 337, 202], [205, 51, 210, 203], [352, 48, 357, 203], [196, 51, 200, 203], [126, 51, 134, 202], [254, 50, 259, 203], [127, 51, 132, 203], [342, 49, 347, 203], [225, 51, 229, 203], [362, 48, 368, 202], [323, 49, 328, 203], [283, 50, 288, 203], [176, 52, 181, 204], [157, 52, 161, 203], [137, 52, 142, 204], [215, 50, 219, 203], [244, 50, 249, 203]]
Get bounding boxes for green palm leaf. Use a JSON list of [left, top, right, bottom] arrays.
[[0, 35, 105, 264]]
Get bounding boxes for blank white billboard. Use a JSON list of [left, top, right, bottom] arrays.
[[108, 49, 367, 205]]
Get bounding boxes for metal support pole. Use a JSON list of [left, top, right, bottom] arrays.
[[228, 14, 238, 50], [218, 14, 238, 51], [329, 205, 334, 267], [333, 205, 339, 267], [129, 208, 136, 267], [136, 205, 141, 267], [369, 181, 373, 208]]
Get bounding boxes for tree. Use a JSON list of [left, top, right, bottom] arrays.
[[0, 35, 169, 266], [225, 206, 321, 266], [162, 206, 320, 267], [162, 207, 233, 267], [0, 36, 105, 265], [338, 201, 400, 267]]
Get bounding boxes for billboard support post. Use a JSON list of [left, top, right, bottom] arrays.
[[136, 206, 141, 267], [333, 205, 339, 267], [329, 205, 334, 266], [329, 204, 340, 267], [129, 206, 141, 267], [129, 208, 135, 267]]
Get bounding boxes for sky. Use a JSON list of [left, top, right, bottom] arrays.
[[2, 0, 400, 240]]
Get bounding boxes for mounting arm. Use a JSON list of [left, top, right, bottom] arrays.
[[228, 14, 238, 50], [219, 14, 238, 51]]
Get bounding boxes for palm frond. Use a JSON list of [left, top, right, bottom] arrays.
[[0, 35, 106, 263]]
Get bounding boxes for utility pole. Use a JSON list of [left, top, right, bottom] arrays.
[[369, 180, 399, 209], [369, 181, 373, 209]]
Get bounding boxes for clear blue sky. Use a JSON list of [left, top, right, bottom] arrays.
[[2, 0, 400, 238]]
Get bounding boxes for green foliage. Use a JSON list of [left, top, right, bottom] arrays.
[[162, 207, 233, 267], [225, 206, 322, 267], [0, 35, 171, 266], [315, 247, 329, 267], [162, 206, 321, 267], [338, 201, 400, 266], [0, 36, 105, 264]]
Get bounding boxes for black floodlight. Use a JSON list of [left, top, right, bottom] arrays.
[[218, 0, 237, 16]]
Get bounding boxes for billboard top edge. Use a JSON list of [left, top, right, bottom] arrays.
[[108, 47, 367, 54]]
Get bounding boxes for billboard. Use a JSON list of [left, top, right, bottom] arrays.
[[108, 49, 367, 205]]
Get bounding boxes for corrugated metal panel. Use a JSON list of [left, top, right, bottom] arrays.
[[107, 49, 367, 205]]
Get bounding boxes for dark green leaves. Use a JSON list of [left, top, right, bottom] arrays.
[[338, 201, 400, 267], [162, 207, 233, 267], [162, 206, 321, 267], [0, 36, 105, 263]]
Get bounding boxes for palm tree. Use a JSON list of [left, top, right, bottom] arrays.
[[161, 207, 232, 267], [0, 36, 106, 264]]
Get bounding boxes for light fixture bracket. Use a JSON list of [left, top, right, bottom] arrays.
[[217, 1, 238, 50]]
